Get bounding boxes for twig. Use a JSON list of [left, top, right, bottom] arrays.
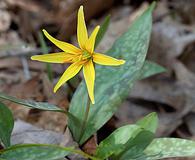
[[0, 44, 46, 58], [21, 56, 31, 80]]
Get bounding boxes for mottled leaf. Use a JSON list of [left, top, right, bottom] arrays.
[[95, 125, 141, 159], [0, 102, 14, 148], [0, 144, 72, 160], [117, 130, 154, 160], [68, 3, 155, 145], [0, 92, 81, 135], [140, 61, 166, 80], [144, 138, 195, 159], [136, 112, 158, 133], [0, 92, 63, 112]]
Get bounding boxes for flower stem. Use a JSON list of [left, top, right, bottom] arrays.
[[78, 95, 91, 144]]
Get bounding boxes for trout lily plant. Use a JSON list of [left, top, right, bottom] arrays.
[[1, 2, 195, 160]]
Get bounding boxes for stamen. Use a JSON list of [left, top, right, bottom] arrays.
[[82, 50, 91, 60]]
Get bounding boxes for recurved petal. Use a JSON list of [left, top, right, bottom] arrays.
[[43, 29, 80, 54], [86, 26, 100, 54], [31, 52, 74, 63], [83, 59, 95, 104], [93, 53, 125, 66], [54, 62, 83, 93], [77, 6, 88, 49]]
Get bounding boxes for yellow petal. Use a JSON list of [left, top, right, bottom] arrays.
[[31, 52, 74, 63], [54, 62, 83, 92], [83, 59, 95, 104], [86, 26, 100, 54], [77, 6, 88, 49], [93, 53, 125, 66], [43, 29, 80, 54]]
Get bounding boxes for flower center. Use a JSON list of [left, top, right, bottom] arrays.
[[82, 50, 91, 60], [72, 50, 91, 63]]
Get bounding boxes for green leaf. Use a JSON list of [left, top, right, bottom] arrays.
[[95, 15, 110, 48], [38, 31, 49, 54], [68, 3, 155, 145], [96, 112, 158, 159], [0, 144, 97, 160], [38, 31, 53, 81], [136, 112, 158, 133], [144, 138, 195, 159], [140, 61, 166, 80], [0, 102, 14, 148], [95, 125, 141, 159], [0, 92, 64, 112], [116, 130, 154, 160], [0, 92, 82, 136], [112, 111, 158, 159], [0, 144, 71, 160]]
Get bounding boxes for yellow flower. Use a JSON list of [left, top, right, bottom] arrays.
[[31, 6, 125, 104]]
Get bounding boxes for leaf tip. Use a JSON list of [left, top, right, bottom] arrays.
[[160, 66, 167, 73], [150, 112, 157, 118], [149, 1, 156, 12]]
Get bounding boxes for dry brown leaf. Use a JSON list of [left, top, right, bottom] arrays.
[[0, 9, 11, 32]]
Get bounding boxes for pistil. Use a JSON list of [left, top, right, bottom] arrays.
[[82, 50, 91, 60]]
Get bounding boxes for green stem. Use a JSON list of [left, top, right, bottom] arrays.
[[38, 31, 53, 81], [78, 95, 91, 144], [46, 63, 53, 81]]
